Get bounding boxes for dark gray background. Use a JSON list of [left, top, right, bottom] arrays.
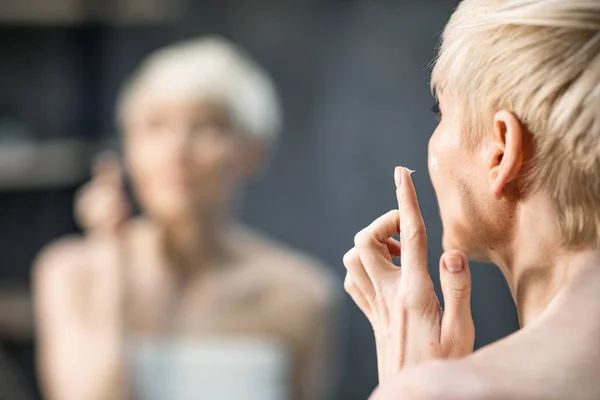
[[0, 0, 519, 398]]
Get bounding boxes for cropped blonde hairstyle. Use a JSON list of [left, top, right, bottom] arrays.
[[117, 36, 282, 142], [432, 0, 600, 248]]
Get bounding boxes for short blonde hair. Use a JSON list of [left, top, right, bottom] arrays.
[[432, 0, 600, 248], [117, 36, 282, 142]]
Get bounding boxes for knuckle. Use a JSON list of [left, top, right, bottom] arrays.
[[401, 226, 426, 247], [343, 278, 354, 293], [344, 276, 358, 295], [353, 232, 361, 246], [442, 317, 475, 356], [342, 249, 355, 268], [354, 230, 373, 247], [386, 209, 399, 219], [445, 330, 474, 356], [443, 280, 471, 300], [397, 290, 438, 315], [396, 291, 416, 312], [445, 336, 464, 355]]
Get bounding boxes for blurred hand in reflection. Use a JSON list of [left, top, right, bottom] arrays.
[[343, 167, 474, 383], [75, 153, 130, 235]]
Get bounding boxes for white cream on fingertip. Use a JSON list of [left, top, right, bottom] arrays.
[[395, 167, 415, 187]]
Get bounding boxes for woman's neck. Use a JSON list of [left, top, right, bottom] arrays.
[[489, 195, 600, 326], [158, 209, 232, 277]]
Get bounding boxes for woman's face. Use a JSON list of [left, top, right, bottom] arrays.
[[123, 96, 252, 222], [427, 91, 509, 260]]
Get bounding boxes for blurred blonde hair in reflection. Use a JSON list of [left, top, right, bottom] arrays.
[[34, 36, 338, 400], [118, 36, 282, 142]]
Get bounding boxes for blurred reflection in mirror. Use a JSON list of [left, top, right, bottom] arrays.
[[33, 36, 340, 400]]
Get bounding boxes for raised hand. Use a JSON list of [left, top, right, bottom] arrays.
[[75, 152, 131, 236], [343, 167, 474, 383]]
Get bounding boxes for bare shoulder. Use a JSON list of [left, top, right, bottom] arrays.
[[371, 360, 489, 400], [33, 218, 145, 284], [34, 235, 87, 279], [232, 226, 341, 312], [32, 235, 90, 301]]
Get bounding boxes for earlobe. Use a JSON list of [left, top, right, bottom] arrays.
[[489, 111, 525, 200]]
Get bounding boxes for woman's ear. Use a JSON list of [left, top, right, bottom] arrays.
[[488, 110, 525, 200]]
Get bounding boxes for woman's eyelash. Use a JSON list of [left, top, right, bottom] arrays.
[[430, 102, 442, 120]]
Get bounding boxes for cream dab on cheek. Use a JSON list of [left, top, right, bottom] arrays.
[[430, 153, 439, 171]]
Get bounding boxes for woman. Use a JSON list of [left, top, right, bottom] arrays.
[[343, 1, 600, 398], [33, 37, 338, 400]]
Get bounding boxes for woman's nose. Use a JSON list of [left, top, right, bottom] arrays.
[[164, 126, 194, 164]]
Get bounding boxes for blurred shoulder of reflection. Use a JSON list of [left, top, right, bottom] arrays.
[[125, 224, 340, 400], [33, 222, 340, 400]]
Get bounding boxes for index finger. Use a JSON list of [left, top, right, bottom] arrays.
[[394, 167, 429, 283]]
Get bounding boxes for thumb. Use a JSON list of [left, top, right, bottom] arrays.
[[439, 250, 474, 357]]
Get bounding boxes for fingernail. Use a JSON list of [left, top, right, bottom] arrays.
[[394, 167, 402, 188], [445, 255, 464, 273], [406, 168, 415, 175]]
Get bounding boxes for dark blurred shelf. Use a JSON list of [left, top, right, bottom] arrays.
[[0, 0, 182, 26], [0, 139, 94, 190]]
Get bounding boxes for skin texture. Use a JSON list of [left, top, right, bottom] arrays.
[[33, 97, 338, 400], [344, 89, 600, 399]]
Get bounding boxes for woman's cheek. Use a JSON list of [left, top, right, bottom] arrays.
[[427, 132, 450, 196], [428, 150, 442, 195], [430, 152, 439, 172], [428, 132, 441, 178]]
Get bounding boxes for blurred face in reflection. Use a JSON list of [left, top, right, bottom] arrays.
[[427, 91, 510, 260], [123, 95, 256, 222]]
